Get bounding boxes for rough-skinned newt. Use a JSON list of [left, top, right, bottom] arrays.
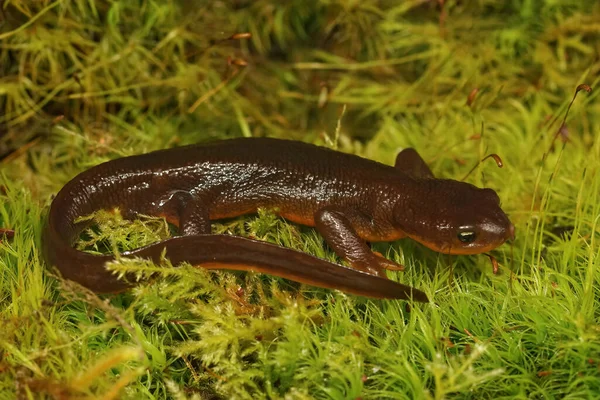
[[43, 138, 515, 302]]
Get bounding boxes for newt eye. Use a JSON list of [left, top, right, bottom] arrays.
[[457, 229, 477, 243]]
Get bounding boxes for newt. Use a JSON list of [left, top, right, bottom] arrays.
[[43, 138, 515, 302]]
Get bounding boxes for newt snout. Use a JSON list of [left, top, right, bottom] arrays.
[[508, 223, 516, 241]]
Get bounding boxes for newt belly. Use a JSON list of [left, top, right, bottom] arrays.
[[43, 138, 515, 302]]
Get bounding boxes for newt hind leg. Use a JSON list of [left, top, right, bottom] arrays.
[[149, 191, 212, 235], [314, 206, 403, 279]]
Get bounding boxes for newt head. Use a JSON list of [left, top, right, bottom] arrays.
[[394, 179, 514, 255]]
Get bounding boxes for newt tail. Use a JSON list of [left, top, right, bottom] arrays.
[[43, 224, 428, 301]]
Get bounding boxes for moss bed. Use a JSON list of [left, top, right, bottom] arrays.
[[1, 1, 599, 399]]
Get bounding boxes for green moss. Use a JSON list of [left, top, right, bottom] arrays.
[[1, 1, 599, 398]]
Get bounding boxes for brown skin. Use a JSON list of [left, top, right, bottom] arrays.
[[43, 138, 515, 302]]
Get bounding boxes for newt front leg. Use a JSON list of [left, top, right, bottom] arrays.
[[395, 148, 435, 179], [315, 206, 403, 278]]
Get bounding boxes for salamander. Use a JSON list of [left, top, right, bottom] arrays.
[[43, 138, 515, 302]]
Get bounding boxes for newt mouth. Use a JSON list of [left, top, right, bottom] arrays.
[[407, 223, 515, 255]]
